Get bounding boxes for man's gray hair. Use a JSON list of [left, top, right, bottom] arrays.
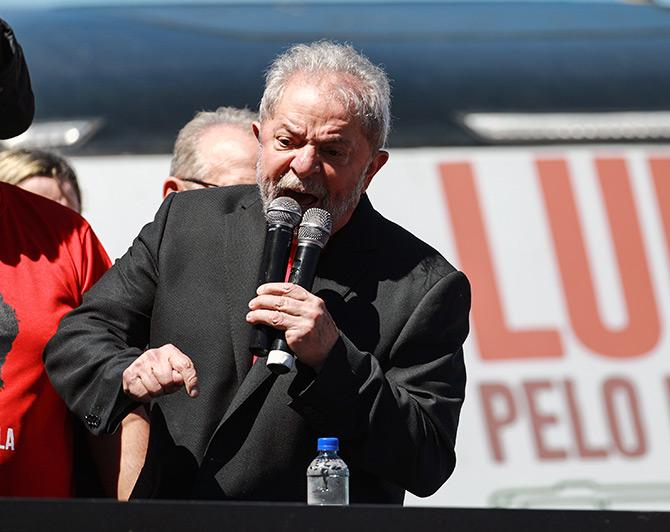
[[170, 106, 258, 180], [259, 41, 391, 151]]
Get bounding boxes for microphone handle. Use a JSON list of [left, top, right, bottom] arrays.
[[266, 242, 321, 374], [249, 224, 294, 357]]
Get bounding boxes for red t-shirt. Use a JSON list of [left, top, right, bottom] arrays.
[[0, 183, 111, 497]]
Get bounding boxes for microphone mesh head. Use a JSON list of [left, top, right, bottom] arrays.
[[298, 208, 332, 248], [266, 196, 302, 227]]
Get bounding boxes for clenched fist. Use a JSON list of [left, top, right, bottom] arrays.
[[122, 343, 199, 402]]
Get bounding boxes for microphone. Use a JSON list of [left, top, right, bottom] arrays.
[[249, 196, 302, 357], [266, 207, 332, 374]]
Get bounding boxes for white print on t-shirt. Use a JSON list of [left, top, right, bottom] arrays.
[[0, 426, 15, 451]]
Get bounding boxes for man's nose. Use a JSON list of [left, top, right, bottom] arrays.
[[290, 144, 320, 178]]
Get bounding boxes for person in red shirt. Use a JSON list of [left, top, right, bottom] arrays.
[[0, 182, 110, 497]]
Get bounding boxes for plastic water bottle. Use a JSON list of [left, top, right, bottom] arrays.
[[307, 437, 349, 505]]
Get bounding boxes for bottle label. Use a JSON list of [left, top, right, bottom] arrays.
[[307, 458, 349, 506]]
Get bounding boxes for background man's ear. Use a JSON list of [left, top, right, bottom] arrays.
[[252, 121, 261, 141], [162, 177, 183, 199]]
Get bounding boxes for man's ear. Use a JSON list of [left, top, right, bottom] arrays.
[[162, 177, 182, 198], [362, 150, 389, 191], [252, 121, 261, 141]]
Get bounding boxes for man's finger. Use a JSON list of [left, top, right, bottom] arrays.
[[256, 282, 309, 299], [138, 371, 163, 396], [179, 366, 199, 397], [246, 308, 298, 331], [150, 354, 177, 386], [166, 348, 199, 398], [248, 294, 302, 316], [123, 374, 150, 402]]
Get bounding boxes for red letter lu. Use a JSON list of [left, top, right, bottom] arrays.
[[650, 158, 670, 265], [440, 158, 660, 360]]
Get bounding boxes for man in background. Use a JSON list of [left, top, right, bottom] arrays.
[[163, 106, 258, 197]]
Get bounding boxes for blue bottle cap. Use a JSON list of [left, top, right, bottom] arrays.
[[317, 437, 339, 451]]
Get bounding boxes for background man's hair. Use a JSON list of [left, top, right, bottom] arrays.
[[170, 106, 258, 181], [259, 40, 391, 151], [0, 148, 81, 207]]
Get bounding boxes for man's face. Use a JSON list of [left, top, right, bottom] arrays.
[[165, 123, 258, 197], [194, 123, 258, 187], [255, 75, 388, 233]]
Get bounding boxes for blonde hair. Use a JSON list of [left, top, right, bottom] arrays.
[[0, 149, 81, 209]]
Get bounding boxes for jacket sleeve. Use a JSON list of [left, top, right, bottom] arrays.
[[287, 270, 470, 497], [44, 194, 176, 435]]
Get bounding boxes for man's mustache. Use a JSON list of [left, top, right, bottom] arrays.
[[273, 172, 327, 198]]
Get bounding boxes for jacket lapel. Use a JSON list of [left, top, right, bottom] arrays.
[[218, 358, 276, 427], [221, 192, 267, 384], [313, 194, 378, 300]]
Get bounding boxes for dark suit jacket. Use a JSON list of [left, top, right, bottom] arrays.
[[44, 186, 470, 504]]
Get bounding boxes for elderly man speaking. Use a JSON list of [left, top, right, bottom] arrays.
[[44, 41, 471, 504]]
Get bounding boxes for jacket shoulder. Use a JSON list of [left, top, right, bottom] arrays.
[[167, 184, 260, 216], [371, 208, 458, 281]]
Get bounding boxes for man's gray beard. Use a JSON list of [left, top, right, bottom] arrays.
[[256, 158, 366, 227]]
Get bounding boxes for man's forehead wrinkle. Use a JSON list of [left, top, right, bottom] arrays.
[[278, 78, 353, 115], [276, 113, 354, 144], [277, 116, 306, 136]]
